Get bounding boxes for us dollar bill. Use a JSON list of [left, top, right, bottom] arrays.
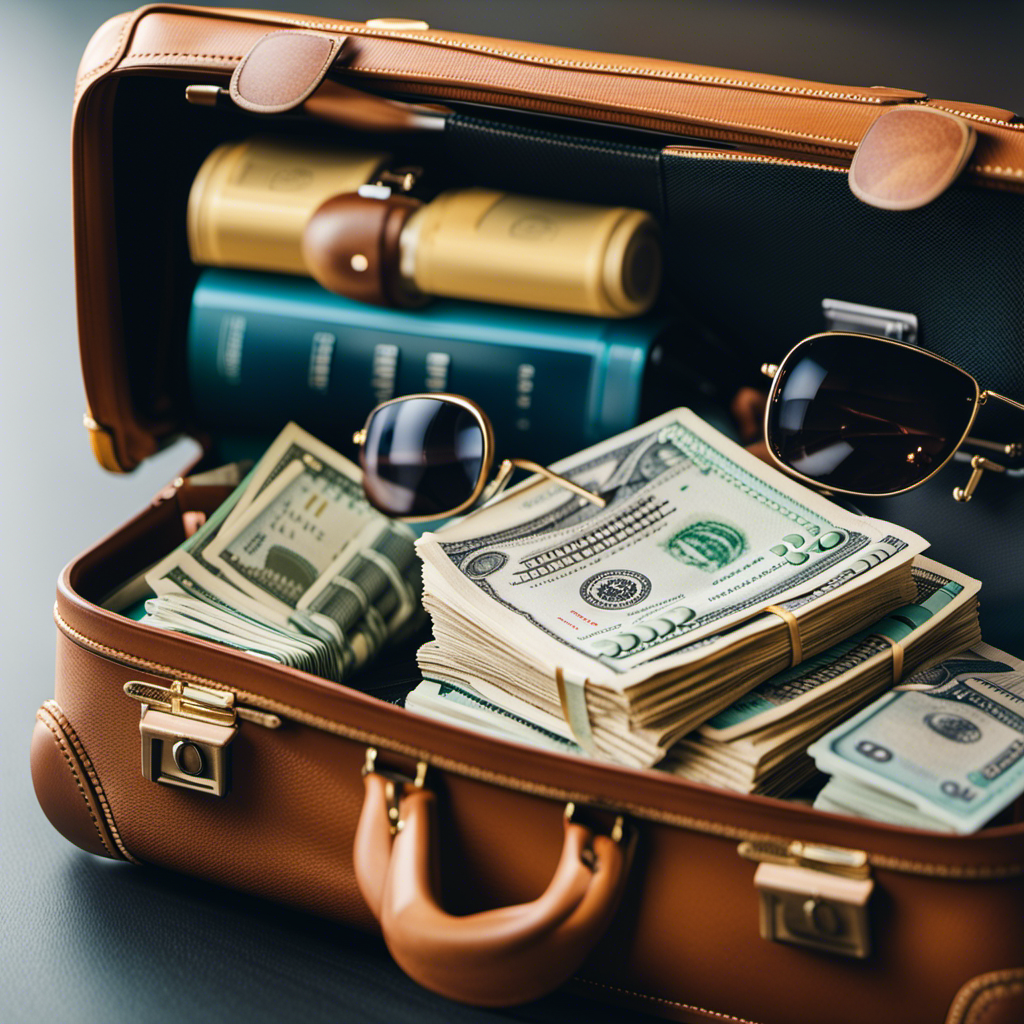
[[809, 642, 1024, 833], [144, 423, 421, 681], [406, 678, 581, 756], [418, 408, 925, 682], [700, 559, 979, 742]]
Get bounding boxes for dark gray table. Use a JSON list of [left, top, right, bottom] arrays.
[[2, 2, 1020, 1021]]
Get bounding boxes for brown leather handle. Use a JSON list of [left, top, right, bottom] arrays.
[[353, 771, 633, 1006]]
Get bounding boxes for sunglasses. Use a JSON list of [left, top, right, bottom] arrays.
[[763, 332, 1024, 502], [352, 394, 606, 520]]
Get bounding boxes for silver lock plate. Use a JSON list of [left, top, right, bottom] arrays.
[[754, 861, 874, 958], [139, 707, 236, 796], [127, 681, 238, 797]]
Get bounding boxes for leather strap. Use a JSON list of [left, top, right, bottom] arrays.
[[229, 29, 446, 130], [849, 106, 977, 210], [303, 192, 424, 307], [353, 771, 632, 1006], [230, 30, 344, 114]]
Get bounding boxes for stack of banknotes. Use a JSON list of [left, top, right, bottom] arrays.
[[140, 423, 422, 680], [661, 559, 982, 795], [809, 643, 1024, 833], [414, 409, 931, 768]]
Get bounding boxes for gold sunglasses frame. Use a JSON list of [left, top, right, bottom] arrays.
[[763, 332, 1024, 502], [353, 392, 605, 521]]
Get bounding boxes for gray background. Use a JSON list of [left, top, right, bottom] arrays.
[[2, 2, 1021, 1022]]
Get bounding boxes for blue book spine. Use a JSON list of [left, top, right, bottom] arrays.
[[187, 270, 665, 463]]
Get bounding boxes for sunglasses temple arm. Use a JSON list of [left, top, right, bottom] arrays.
[[485, 459, 606, 507], [953, 391, 1024, 502], [982, 390, 1024, 414], [961, 435, 1024, 458]]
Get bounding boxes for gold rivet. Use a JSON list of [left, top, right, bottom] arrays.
[[351, 254, 369, 272]]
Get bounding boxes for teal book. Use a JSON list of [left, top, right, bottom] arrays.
[[187, 270, 680, 464]]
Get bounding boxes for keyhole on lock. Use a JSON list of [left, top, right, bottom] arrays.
[[172, 740, 206, 777], [803, 897, 843, 936]]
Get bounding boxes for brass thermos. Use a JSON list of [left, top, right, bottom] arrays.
[[188, 137, 661, 318]]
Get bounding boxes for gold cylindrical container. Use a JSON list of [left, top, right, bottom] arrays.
[[187, 137, 389, 274], [399, 188, 661, 317]]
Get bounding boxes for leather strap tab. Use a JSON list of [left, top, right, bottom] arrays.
[[302, 192, 423, 307], [556, 668, 597, 754], [230, 30, 345, 115], [849, 106, 977, 211], [765, 604, 802, 668]]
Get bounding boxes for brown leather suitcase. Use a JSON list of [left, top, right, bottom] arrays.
[[33, 7, 1024, 1023]]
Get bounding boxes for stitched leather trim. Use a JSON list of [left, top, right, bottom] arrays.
[[663, 149, 848, 174], [41, 699, 139, 864], [122, 50, 244, 60], [112, 44, 866, 150], [575, 979, 764, 1023], [36, 709, 118, 859], [929, 103, 1024, 132], [969, 164, 1024, 179], [970, 984, 1024, 1024], [74, 11, 135, 100], [54, 607, 1024, 880], [341, 65, 865, 148], [283, 17, 891, 104], [946, 969, 1024, 1024]]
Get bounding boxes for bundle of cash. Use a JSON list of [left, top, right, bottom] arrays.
[[142, 423, 422, 681], [415, 409, 927, 768], [809, 643, 1024, 833], [661, 558, 981, 795]]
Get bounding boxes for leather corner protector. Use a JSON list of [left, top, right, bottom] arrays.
[[31, 705, 126, 861], [230, 30, 346, 115], [849, 106, 977, 211]]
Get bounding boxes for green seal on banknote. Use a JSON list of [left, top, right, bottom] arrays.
[[664, 521, 746, 571]]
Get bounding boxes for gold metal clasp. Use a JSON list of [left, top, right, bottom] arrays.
[[362, 747, 427, 834], [742, 839, 874, 958], [565, 801, 630, 848], [125, 681, 238, 797]]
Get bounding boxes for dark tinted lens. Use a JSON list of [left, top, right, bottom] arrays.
[[360, 397, 486, 517], [767, 335, 977, 494]]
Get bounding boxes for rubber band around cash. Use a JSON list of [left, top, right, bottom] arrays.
[[882, 634, 905, 685], [556, 667, 597, 754], [765, 605, 803, 667]]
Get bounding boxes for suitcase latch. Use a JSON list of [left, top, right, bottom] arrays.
[[125, 680, 238, 797], [741, 839, 874, 958]]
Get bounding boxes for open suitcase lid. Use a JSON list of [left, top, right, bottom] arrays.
[[71, 4, 1024, 473]]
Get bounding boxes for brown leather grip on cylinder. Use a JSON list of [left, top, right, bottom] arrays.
[[353, 772, 632, 1007], [302, 192, 423, 307]]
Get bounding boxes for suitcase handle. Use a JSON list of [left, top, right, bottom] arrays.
[[353, 766, 634, 1006]]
